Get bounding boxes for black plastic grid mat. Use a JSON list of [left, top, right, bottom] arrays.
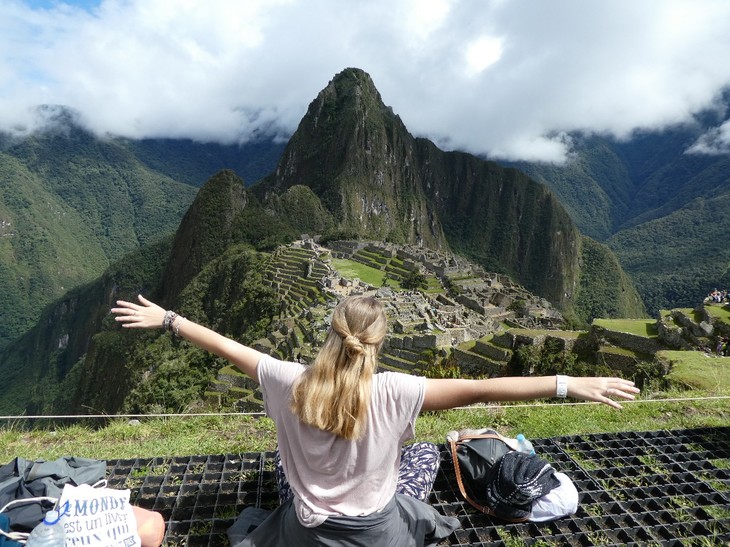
[[106, 427, 730, 546]]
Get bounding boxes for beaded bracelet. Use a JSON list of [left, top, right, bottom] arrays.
[[174, 317, 185, 337], [163, 310, 178, 331], [163, 310, 187, 337]]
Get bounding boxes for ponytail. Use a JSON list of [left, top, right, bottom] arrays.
[[291, 296, 386, 440]]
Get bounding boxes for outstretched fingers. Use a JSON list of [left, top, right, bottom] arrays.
[[111, 300, 141, 327], [110, 295, 165, 329], [570, 377, 640, 409], [598, 378, 640, 409]]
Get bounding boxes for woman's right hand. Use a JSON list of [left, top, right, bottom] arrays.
[[423, 374, 640, 411], [565, 376, 640, 409]]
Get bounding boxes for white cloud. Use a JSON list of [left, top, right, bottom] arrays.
[[1, 0, 730, 161], [465, 35, 503, 76], [687, 120, 730, 155]]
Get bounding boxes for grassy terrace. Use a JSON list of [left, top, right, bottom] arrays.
[[661, 350, 730, 391], [676, 307, 704, 323], [704, 303, 730, 321], [510, 328, 584, 338], [2, 360, 727, 462], [592, 318, 658, 337], [330, 257, 442, 292], [331, 258, 390, 287]]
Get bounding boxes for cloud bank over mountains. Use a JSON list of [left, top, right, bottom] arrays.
[[2, 0, 730, 162]]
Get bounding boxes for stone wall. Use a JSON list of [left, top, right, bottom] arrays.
[[452, 348, 504, 377], [595, 348, 642, 373], [592, 326, 663, 355]]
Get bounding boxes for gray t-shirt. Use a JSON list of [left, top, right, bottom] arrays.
[[257, 354, 425, 527]]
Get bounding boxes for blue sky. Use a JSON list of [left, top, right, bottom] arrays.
[[2, 0, 730, 161], [21, 0, 100, 11]]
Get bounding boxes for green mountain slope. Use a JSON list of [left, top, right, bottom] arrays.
[[121, 137, 286, 188], [0, 238, 172, 415], [7, 123, 198, 257], [0, 153, 108, 343], [612, 130, 727, 229], [510, 137, 627, 240], [416, 144, 583, 310], [505, 122, 730, 313], [0, 118, 285, 347], [609, 194, 730, 313], [0, 125, 197, 345], [575, 236, 647, 321]]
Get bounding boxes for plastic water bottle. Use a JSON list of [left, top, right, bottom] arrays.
[[26, 510, 65, 546], [516, 433, 536, 456]]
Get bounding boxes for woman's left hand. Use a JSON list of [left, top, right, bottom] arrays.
[[111, 295, 167, 329], [111, 294, 263, 380]]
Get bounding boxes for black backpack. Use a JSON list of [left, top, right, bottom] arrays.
[[448, 432, 560, 521]]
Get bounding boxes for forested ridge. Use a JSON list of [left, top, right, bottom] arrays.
[[0, 116, 285, 347], [507, 119, 730, 314]]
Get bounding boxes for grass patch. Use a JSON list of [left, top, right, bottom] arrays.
[[3, 390, 725, 463], [704, 304, 730, 323], [423, 276, 443, 294], [660, 350, 730, 392], [457, 340, 477, 352], [420, 396, 727, 441], [0, 415, 277, 462], [510, 328, 583, 339], [597, 346, 643, 358], [331, 258, 388, 287], [592, 319, 658, 337], [545, 330, 584, 339], [330, 257, 441, 293], [705, 505, 730, 520]]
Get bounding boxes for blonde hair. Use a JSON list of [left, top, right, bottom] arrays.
[[290, 296, 387, 440]]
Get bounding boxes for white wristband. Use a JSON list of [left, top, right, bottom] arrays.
[[556, 375, 568, 398]]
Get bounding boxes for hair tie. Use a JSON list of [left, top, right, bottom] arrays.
[[344, 334, 365, 358]]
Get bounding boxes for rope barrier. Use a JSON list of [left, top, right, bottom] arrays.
[[0, 395, 727, 421]]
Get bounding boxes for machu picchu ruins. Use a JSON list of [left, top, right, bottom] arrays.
[[205, 239, 729, 410]]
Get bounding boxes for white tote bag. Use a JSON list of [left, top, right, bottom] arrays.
[[57, 483, 141, 547]]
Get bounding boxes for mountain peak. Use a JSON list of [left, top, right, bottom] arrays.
[[160, 169, 248, 305], [328, 66, 377, 88], [285, 66, 400, 167], [321, 67, 384, 105], [259, 68, 446, 248]]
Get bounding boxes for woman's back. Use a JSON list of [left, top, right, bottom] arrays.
[[258, 355, 426, 525]]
